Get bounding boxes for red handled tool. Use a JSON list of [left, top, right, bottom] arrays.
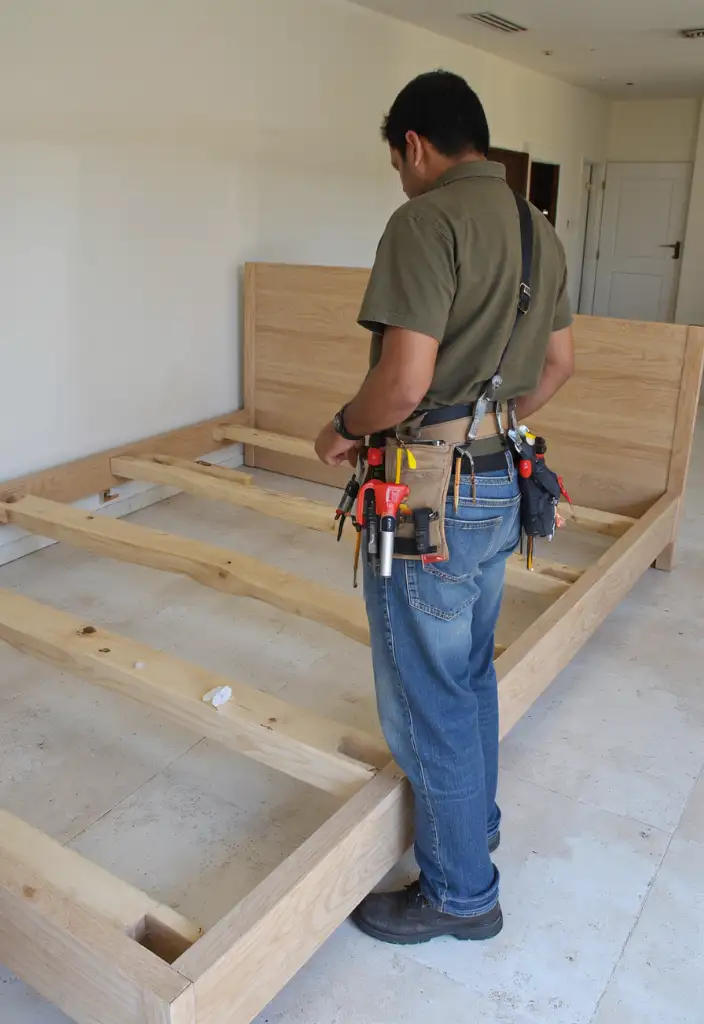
[[357, 480, 409, 578]]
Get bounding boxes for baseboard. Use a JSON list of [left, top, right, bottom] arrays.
[[0, 444, 244, 568]]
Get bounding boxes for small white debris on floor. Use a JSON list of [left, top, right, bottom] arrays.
[[202, 685, 233, 709]]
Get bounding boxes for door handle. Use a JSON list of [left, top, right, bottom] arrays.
[[660, 241, 681, 260]]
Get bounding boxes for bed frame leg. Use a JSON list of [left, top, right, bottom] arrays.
[[654, 540, 676, 572]]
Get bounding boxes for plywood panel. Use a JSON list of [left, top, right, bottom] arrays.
[[245, 263, 699, 516]]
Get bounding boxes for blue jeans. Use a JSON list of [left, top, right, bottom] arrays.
[[364, 454, 521, 917]]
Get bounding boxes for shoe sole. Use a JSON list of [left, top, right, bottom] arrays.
[[353, 906, 504, 946]]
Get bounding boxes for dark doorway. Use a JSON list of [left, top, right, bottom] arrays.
[[529, 162, 560, 225], [488, 147, 529, 195]]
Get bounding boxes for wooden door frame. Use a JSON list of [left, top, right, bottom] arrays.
[[578, 161, 607, 315]]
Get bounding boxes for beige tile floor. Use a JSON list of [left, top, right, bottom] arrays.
[[1, 423, 703, 1024]]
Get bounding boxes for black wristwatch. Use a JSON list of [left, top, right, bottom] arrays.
[[333, 405, 365, 441]]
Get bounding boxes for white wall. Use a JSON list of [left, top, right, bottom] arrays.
[[607, 99, 702, 163], [0, 0, 608, 481], [603, 97, 704, 326], [676, 102, 704, 327]]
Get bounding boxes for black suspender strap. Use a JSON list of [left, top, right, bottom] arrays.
[[515, 191, 534, 317], [463, 190, 534, 447], [494, 191, 533, 384]]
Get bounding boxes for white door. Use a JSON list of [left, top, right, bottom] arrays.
[[593, 162, 691, 322]]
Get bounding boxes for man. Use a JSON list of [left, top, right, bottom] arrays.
[[314, 70, 574, 945]]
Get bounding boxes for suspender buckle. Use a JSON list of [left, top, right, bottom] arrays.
[[518, 282, 532, 315]]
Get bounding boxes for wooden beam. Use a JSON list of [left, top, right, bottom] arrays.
[[496, 493, 678, 737], [505, 555, 573, 597], [0, 589, 389, 797], [567, 505, 635, 539], [110, 455, 324, 536], [113, 458, 579, 599], [0, 409, 248, 507], [0, 808, 200, 954], [129, 453, 253, 486], [212, 424, 316, 460], [175, 764, 412, 1024], [212, 424, 636, 540], [656, 325, 704, 570], [0, 845, 194, 1024], [0, 496, 370, 647]]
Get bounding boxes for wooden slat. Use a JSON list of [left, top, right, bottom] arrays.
[[113, 456, 579, 599], [0, 496, 370, 647], [111, 456, 325, 536], [175, 764, 412, 1024], [0, 808, 200, 950], [0, 848, 193, 1024], [134, 453, 253, 486], [0, 409, 248, 507], [212, 423, 638, 537], [655, 325, 704, 570], [212, 424, 316, 460], [567, 505, 635, 538], [0, 589, 388, 797], [496, 493, 678, 736]]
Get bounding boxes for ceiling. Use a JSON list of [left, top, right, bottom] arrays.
[[350, 0, 704, 98]]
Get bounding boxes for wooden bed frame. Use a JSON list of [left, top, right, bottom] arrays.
[[0, 261, 702, 1024]]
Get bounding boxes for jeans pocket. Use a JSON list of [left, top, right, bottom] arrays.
[[405, 515, 503, 621]]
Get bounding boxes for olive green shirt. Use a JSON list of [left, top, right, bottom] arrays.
[[358, 161, 572, 408]]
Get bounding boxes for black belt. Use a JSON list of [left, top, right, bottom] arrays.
[[450, 449, 508, 476], [419, 402, 496, 427]]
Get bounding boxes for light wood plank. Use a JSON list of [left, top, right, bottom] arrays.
[[209, 424, 638, 539], [0, 496, 370, 647], [496, 493, 678, 737], [0, 808, 200, 951], [175, 764, 412, 1024], [134, 454, 253, 486], [0, 498, 510, 658], [120, 456, 579, 599], [568, 504, 635, 539], [656, 325, 704, 570], [0, 410, 248, 507], [212, 424, 316, 460], [110, 456, 328, 536], [0, 848, 193, 1024], [0, 589, 388, 797], [243, 262, 258, 468]]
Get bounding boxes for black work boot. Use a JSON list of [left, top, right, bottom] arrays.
[[352, 881, 503, 945]]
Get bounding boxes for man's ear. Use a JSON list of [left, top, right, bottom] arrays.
[[404, 131, 423, 167]]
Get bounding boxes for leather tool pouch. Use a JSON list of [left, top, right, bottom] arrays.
[[384, 438, 453, 562]]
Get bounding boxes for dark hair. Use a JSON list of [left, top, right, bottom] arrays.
[[381, 70, 490, 158]]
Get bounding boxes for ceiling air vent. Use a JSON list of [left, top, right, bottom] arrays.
[[462, 12, 527, 34], [679, 27, 704, 39]]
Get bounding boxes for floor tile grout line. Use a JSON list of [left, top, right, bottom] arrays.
[[504, 769, 681, 838], [64, 735, 206, 849], [588, 825, 678, 1024]]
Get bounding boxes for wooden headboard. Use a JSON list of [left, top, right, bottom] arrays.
[[243, 262, 704, 517]]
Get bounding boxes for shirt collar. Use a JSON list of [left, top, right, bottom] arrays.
[[429, 160, 507, 191]]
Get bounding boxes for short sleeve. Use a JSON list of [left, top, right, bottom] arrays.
[[552, 263, 573, 332], [358, 211, 456, 342]]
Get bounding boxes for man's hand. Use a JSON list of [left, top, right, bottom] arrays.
[[314, 421, 361, 467]]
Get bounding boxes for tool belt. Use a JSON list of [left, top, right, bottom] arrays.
[[386, 415, 508, 562]]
